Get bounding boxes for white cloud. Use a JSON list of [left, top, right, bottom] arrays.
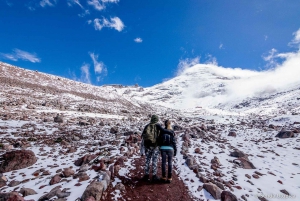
[[289, 28, 300, 46], [204, 54, 218, 65], [219, 43, 223, 49], [134, 38, 143, 43], [87, 0, 119, 11], [0, 49, 41, 63], [87, 0, 105, 10], [89, 52, 106, 74], [101, 0, 119, 3], [80, 63, 91, 84], [68, 0, 84, 9], [78, 9, 90, 17], [92, 17, 124, 32], [262, 48, 278, 68], [176, 57, 200, 76], [40, 0, 57, 7]]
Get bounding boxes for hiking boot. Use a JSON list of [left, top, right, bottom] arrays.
[[167, 178, 172, 183], [142, 174, 149, 181], [161, 177, 167, 183], [152, 175, 160, 182]]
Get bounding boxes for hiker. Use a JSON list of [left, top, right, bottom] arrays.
[[140, 115, 173, 182], [158, 119, 177, 183]]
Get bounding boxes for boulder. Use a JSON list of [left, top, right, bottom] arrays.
[[62, 168, 75, 177], [230, 150, 247, 158], [221, 191, 238, 201], [276, 131, 294, 138], [115, 182, 126, 192], [0, 150, 37, 173], [203, 183, 222, 199], [228, 131, 237, 137], [54, 115, 63, 123], [81, 181, 105, 201], [233, 158, 256, 169], [19, 188, 37, 197], [49, 175, 61, 185], [0, 192, 25, 201], [74, 154, 97, 166], [110, 127, 118, 134]]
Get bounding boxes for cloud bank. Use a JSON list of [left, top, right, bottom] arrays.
[[175, 28, 300, 108], [0, 49, 41, 63]]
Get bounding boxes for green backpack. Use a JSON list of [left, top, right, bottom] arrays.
[[142, 124, 159, 147]]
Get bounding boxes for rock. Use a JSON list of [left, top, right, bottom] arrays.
[[49, 175, 61, 185], [280, 189, 290, 195], [221, 191, 238, 201], [38, 186, 62, 201], [72, 136, 80, 141], [98, 171, 110, 187], [78, 173, 90, 182], [74, 154, 97, 166], [0, 150, 37, 173], [62, 168, 75, 177], [233, 158, 256, 169], [110, 127, 118, 134], [194, 148, 202, 154], [0, 192, 25, 201], [19, 188, 37, 197], [216, 181, 225, 190], [114, 157, 125, 166], [54, 114, 63, 123], [230, 150, 247, 158], [84, 197, 96, 201], [81, 181, 104, 201], [79, 120, 89, 126], [115, 182, 126, 192], [276, 131, 295, 138], [203, 182, 222, 199], [199, 176, 209, 183], [8, 180, 21, 187], [228, 131, 237, 137], [67, 147, 77, 153], [186, 156, 195, 168]]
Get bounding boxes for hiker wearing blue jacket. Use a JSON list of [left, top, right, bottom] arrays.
[[157, 119, 177, 183]]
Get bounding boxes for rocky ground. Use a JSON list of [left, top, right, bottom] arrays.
[[0, 62, 300, 201]]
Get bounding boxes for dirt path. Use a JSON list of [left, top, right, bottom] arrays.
[[105, 156, 195, 201]]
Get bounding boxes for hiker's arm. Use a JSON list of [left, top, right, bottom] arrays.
[[156, 124, 173, 135], [140, 138, 145, 156], [172, 132, 177, 156]]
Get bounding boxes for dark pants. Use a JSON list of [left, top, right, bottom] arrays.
[[161, 149, 174, 178]]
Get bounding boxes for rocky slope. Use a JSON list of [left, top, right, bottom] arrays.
[[0, 62, 299, 201]]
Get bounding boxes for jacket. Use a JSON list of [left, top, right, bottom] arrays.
[[157, 129, 177, 156], [140, 123, 173, 153]]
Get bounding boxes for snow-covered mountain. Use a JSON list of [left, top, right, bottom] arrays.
[[0, 61, 299, 201], [113, 62, 300, 118]]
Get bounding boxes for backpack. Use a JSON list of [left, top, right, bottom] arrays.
[[160, 133, 172, 146], [142, 124, 158, 147]]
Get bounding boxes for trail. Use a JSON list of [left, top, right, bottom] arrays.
[[105, 156, 195, 201]]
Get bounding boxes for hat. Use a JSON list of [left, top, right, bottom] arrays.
[[150, 115, 159, 124]]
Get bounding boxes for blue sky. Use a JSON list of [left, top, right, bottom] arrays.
[[0, 0, 300, 87]]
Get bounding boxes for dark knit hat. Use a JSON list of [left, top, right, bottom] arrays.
[[150, 115, 159, 124]]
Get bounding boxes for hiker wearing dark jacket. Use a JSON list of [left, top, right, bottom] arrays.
[[157, 119, 177, 183], [140, 115, 173, 182]]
